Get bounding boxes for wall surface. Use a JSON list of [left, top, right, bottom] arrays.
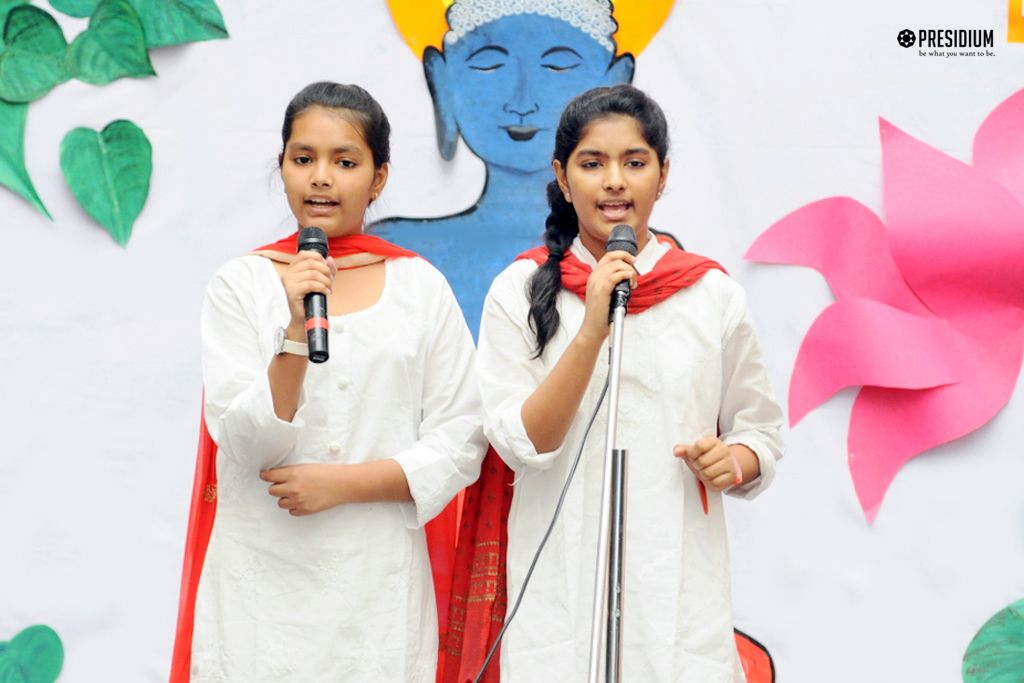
[[2, 1, 1022, 681]]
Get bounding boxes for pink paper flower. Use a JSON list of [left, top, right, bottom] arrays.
[[746, 90, 1024, 522]]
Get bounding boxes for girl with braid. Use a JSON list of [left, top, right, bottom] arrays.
[[469, 84, 784, 682]]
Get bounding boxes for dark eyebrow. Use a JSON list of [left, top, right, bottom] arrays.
[[575, 148, 652, 158], [287, 143, 362, 155], [467, 45, 509, 60], [541, 46, 582, 59]]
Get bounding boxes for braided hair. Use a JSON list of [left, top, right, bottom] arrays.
[[526, 84, 670, 357]]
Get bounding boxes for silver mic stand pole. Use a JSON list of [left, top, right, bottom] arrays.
[[587, 296, 629, 683]]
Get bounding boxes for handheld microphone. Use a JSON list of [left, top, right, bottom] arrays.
[[606, 224, 638, 312], [297, 227, 330, 363]]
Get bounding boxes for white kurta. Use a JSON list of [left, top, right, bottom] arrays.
[[477, 237, 784, 683], [192, 254, 486, 682]]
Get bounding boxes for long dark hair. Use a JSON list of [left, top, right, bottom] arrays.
[[526, 84, 670, 357], [279, 81, 391, 168]]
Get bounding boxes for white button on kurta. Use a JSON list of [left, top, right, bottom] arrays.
[[477, 237, 784, 683], [192, 255, 486, 683]]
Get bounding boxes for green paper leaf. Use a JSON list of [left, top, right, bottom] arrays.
[[68, 0, 154, 85], [0, 625, 63, 683], [48, 0, 97, 19], [963, 598, 1024, 683], [0, 0, 29, 49], [128, 0, 227, 48], [60, 119, 151, 246], [0, 99, 50, 218], [0, 658, 27, 683], [0, 6, 70, 102]]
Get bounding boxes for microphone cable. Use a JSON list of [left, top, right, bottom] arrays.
[[472, 377, 610, 683]]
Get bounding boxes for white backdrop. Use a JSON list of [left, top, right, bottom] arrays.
[[2, 1, 1023, 681]]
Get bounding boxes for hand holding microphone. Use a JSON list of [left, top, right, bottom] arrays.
[[606, 224, 638, 313], [280, 227, 335, 363], [578, 225, 639, 343]]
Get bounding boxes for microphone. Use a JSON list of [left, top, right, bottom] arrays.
[[606, 224, 638, 312], [297, 227, 330, 363]]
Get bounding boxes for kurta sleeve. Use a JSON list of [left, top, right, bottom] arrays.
[[392, 266, 487, 528], [200, 258, 309, 471], [717, 281, 785, 499], [476, 263, 562, 472]]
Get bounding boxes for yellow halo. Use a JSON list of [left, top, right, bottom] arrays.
[[386, 0, 676, 59], [1011, 0, 1024, 43]]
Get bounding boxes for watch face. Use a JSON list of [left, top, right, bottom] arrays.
[[274, 326, 284, 354]]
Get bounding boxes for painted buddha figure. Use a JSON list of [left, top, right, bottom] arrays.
[[379, 0, 672, 335]]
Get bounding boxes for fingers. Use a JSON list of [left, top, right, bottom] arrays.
[[708, 470, 738, 490], [260, 468, 289, 483], [673, 437, 717, 461], [674, 439, 743, 492], [597, 250, 636, 268], [285, 252, 335, 296], [596, 251, 638, 290], [261, 465, 298, 481], [276, 494, 313, 516], [262, 470, 293, 500], [582, 256, 637, 327], [698, 455, 736, 482], [287, 268, 333, 295], [263, 467, 317, 515], [609, 263, 637, 291]]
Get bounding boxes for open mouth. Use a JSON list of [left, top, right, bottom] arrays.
[[504, 126, 540, 141], [305, 198, 340, 213], [598, 200, 632, 221]]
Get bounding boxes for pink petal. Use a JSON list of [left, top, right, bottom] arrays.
[[973, 88, 1024, 206], [745, 197, 929, 314], [881, 118, 1024, 338], [848, 333, 1024, 522], [790, 298, 970, 425]]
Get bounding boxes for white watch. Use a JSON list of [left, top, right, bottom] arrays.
[[274, 327, 308, 356]]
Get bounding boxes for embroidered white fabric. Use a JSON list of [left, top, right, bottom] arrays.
[[444, 0, 616, 52]]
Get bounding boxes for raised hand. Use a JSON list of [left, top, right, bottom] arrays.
[[578, 249, 637, 344], [280, 251, 337, 332]]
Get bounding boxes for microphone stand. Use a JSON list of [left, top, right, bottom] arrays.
[[587, 294, 629, 683]]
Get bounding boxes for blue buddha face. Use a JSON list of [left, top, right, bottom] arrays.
[[425, 13, 634, 174]]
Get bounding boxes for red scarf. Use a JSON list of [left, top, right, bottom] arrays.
[[440, 235, 725, 683], [517, 236, 725, 313], [251, 231, 419, 261], [168, 233, 459, 683]]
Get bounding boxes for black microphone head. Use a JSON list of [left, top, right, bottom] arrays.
[[297, 226, 329, 257], [606, 224, 638, 256]]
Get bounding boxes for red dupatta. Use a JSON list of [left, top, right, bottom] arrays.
[[168, 232, 459, 682], [440, 235, 725, 683]]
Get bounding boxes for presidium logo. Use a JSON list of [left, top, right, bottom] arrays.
[[897, 28, 995, 57]]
